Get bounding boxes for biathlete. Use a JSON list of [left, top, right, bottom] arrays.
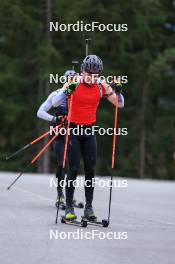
[[52, 55, 124, 220], [37, 70, 76, 208]]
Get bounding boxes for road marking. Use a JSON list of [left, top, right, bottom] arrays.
[[0, 182, 55, 203]]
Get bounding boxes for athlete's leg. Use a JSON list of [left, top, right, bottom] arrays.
[[52, 136, 65, 196], [66, 134, 81, 207], [81, 135, 97, 205]]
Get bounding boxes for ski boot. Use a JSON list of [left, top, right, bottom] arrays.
[[61, 206, 87, 227], [83, 204, 97, 221], [65, 206, 77, 220]]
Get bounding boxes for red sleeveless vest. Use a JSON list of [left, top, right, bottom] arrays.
[[69, 83, 105, 125]]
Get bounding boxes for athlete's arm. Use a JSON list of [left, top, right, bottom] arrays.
[[102, 81, 124, 108], [52, 81, 78, 107], [52, 83, 69, 107], [107, 92, 124, 108], [37, 91, 58, 122]]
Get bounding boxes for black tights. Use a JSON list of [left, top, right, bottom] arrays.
[[66, 133, 97, 207], [52, 136, 65, 196]]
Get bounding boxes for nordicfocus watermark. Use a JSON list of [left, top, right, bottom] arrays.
[[50, 177, 128, 189], [50, 21, 128, 32], [50, 229, 128, 240], [49, 74, 128, 84], [50, 126, 128, 137]]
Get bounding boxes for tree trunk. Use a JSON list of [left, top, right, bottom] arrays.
[[139, 80, 149, 179], [37, 0, 52, 173], [37, 79, 44, 173]]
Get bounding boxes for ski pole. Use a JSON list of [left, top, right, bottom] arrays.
[[5, 121, 64, 161], [55, 95, 73, 224], [7, 126, 63, 190], [72, 60, 79, 71], [55, 193, 61, 224], [107, 95, 119, 224]]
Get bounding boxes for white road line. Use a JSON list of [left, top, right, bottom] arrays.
[[0, 182, 54, 203]]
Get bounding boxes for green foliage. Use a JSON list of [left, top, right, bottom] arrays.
[[0, 0, 174, 179]]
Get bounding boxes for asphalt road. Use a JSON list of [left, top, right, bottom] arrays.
[[0, 172, 175, 264]]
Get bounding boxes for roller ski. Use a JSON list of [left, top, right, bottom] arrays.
[[82, 204, 109, 228], [55, 194, 66, 210], [61, 206, 87, 227]]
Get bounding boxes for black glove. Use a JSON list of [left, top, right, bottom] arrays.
[[55, 116, 62, 123], [64, 82, 78, 96], [110, 82, 123, 94], [52, 115, 66, 124]]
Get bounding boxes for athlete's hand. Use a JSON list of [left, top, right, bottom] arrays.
[[64, 82, 78, 96], [109, 77, 123, 94], [113, 83, 123, 94], [55, 115, 63, 123], [51, 115, 61, 123], [52, 115, 67, 123]]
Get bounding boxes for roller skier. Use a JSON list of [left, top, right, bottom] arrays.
[[52, 55, 124, 221], [37, 70, 83, 209]]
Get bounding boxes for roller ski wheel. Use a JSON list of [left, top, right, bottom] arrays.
[[59, 204, 66, 210], [77, 202, 84, 208], [102, 219, 109, 227], [73, 200, 84, 209], [82, 217, 109, 228]]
